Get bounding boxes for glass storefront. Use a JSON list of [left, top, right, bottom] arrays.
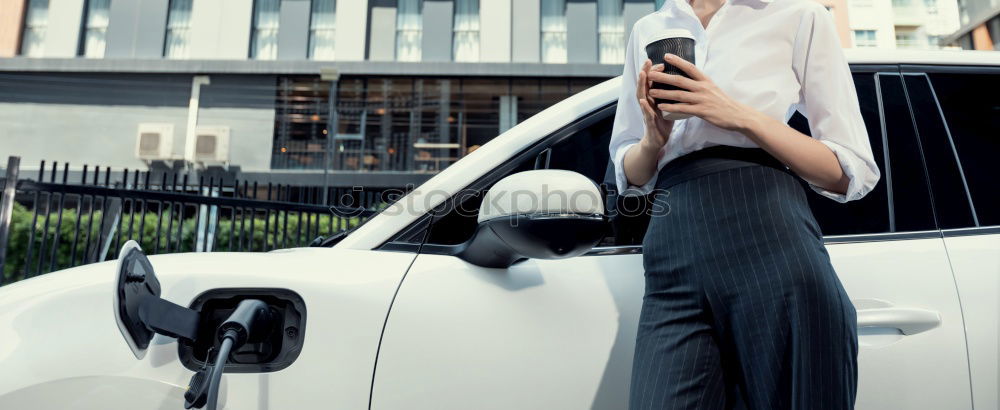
[[270, 76, 606, 172]]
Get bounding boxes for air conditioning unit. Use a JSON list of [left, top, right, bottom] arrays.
[[135, 123, 174, 161], [193, 126, 230, 163]]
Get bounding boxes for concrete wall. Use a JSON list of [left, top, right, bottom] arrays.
[[369, 5, 397, 61], [813, 0, 853, 47], [624, 1, 654, 38], [422, 1, 454, 62], [105, 0, 169, 58], [189, 0, 254, 59], [0, 74, 276, 172], [335, 0, 369, 60], [848, 0, 897, 48], [480, 0, 512, 62], [512, 0, 541, 62], [44, 0, 85, 57], [278, 0, 311, 60], [0, 0, 26, 57], [566, 0, 598, 63]]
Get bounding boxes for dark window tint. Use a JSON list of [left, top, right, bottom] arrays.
[[792, 73, 890, 236], [901, 74, 976, 229], [925, 72, 1000, 226], [880, 74, 937, 232]]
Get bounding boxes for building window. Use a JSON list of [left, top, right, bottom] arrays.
[[895, 31, 918, 48], [853, 30, 877, 47], [923, 0, 938, 13], [926, 35, 943, 48], [396, 0, 422, 61], [20, 0, 49, 57], [598, 0, 624, 64], [453, 0, 480, 62], [540, 0, 567, 63], [251, 0, 281, 60], [309, 0, 336, 60], [164, 0, 192, 58], [80, 0, 110, 58], [270, 76, 605, 172]]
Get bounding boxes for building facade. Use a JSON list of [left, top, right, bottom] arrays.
[[943, 0, 1000, 49], [0, 0, 942, 186], [847, 0, 962, 49]]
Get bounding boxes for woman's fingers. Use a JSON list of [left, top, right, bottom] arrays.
[[664, 53, 707, 81], [648, 88, 698, 103], [648, 71, 700, 91], [635, 66, 649, 100], [638, 97, 659, 120], [636, 68, 660, 119], [657, 102, 698, 115]]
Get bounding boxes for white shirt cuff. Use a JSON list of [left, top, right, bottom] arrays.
[[808, 139, 877, 203], [613, 142, 658, 196]]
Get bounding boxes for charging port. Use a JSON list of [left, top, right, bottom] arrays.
[[178, 288, 306, 373]]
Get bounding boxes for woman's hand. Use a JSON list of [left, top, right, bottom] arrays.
[[637, 59, 674, 155], [650, 53, 853, 197], [620, 59, 674, 188], [648, 53, 762, 134]]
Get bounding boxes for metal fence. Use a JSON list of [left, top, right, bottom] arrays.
[[0, 156, 402, 286]]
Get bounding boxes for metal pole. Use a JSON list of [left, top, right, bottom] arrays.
[[321, 68, 340, 206], [184, 75, 211, 171], [0, 156, 21, 284]]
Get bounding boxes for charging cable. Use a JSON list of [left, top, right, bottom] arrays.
[[187, 299, 276, 410]]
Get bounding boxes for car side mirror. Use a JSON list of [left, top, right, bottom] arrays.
[[456, 170, 608, 268]]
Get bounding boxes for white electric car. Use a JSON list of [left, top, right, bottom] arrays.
[[0, 49, 997, 410]]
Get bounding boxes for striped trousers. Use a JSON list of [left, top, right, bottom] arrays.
[[629, 146, 858, 410]]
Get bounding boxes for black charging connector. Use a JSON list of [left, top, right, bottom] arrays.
[[217, 299, 276, 347], [185, 299, 279, 410]]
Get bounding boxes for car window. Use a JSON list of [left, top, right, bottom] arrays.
[[923, 71, 1000, 227], [900, 73, 978, 229], [793, 72, 891, 236], [423, 109, 617, 246], [879, 73, 938, 232]]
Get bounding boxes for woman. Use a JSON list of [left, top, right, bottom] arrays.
[[608, 0, 881, 409]]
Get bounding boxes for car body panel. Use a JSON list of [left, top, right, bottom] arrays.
[[371, 253, 645, 409], [0, 248, 415, 409], [943, 230, 1000, 410]]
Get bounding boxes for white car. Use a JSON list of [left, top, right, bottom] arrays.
[[0, 49, 997, 410]]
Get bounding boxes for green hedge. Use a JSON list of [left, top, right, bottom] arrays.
[[2, 202, 362, 284]]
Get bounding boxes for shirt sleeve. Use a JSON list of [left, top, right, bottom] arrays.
[[608, 27, 659, 196], [792, 5, 881, 203]]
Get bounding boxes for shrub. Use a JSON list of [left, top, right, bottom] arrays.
[[2, 202, 360, 285]]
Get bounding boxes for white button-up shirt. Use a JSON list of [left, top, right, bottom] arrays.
[[609, 0, 881, 203]]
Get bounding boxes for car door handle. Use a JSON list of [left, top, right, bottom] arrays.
[[857, 307, 941, 335]]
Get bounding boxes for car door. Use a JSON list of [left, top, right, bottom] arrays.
[[899, 65, 1000, 410], [804, 70, 971, 410], [370, 70, 971, 409]]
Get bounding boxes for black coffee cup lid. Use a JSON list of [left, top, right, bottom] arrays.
[[646, 28, 696, 45]]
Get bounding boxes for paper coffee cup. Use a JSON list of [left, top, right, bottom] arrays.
[[645, 29, 696, 121]]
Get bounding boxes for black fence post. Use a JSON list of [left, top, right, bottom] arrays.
[[91, 197, 122, 263], [0, 156, 21, 284]]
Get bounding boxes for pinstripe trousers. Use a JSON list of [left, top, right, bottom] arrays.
[[629, 146, 858, 410]]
